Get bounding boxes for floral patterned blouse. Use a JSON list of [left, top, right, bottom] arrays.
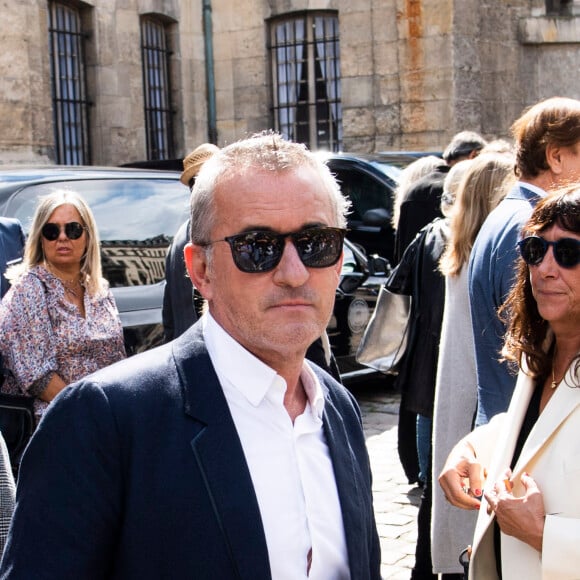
[[0, 265, 126, 419]]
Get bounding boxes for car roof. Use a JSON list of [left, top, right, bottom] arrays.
[[0, 165, 181, 180]]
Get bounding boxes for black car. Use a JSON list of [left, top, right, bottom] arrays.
[[319, 152, 421, 264], [0, 166, 389, 384]]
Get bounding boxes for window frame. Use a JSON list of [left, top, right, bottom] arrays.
[[48, 0, 91, 165], [268, 11, 342, 152], [141, 15, 175, 161]]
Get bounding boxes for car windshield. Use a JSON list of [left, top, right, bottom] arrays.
[[3, 178, 189, 287]]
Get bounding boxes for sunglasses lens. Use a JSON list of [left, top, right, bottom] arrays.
[[42, 222, 85, 241], [230, 232, 284, 273], [41, 223, 60, 241], [65, 222, 85, 240], [294, 228, 344, 268], [554, 239, 580, 268], [519, 237, 546, 265], [228, 228, 344, 273]]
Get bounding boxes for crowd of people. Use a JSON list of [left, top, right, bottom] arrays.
[[0, 96, 577, 579]]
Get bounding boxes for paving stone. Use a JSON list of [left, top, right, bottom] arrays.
[[354, 383, 419, 578]]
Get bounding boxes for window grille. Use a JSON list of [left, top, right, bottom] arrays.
[[141, 17, 174, 160], [48, 1, 91, 165], [545, 0, 578, 15], [269, 12, 342, 152]]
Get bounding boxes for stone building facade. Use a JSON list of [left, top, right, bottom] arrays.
[[1, 0, 579, 165]]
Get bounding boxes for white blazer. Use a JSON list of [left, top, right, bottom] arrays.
[[468, 362, 580, 580]]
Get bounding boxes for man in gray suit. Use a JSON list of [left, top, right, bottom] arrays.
[[1, 132, 380, 579]]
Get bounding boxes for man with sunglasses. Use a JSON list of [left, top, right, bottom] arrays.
[[469, 96, 580, 427], [1, 133, 381, 580]]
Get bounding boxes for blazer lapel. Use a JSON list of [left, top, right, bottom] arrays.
[[172, 325, 272, 580], [322, 389, 367, 578], [472, 365, 580, 575]]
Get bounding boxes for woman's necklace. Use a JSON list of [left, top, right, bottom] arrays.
[[61, 277, 83, 299], [44, 262, 83, 299], [551, 365, 560, 390], [550, 345, 576, 389]]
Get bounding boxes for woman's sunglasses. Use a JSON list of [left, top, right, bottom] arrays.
[[41, 222, 86, 241], [518, 236, 580, 269], [202, 226, 346, 273]]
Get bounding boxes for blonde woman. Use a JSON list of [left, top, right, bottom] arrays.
[[0, 190, 125, 424], [431, 153, 515, 575]]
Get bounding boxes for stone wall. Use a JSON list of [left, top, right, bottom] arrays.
[[0, 0, 579, 165]]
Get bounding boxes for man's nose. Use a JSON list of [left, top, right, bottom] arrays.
[[272, 239, 309, 286]]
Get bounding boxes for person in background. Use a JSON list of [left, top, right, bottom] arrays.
[[440, 185, 580, 579], [469, 96, 580, 427], [431, 152, 516, 576], [0, 190, 126, 424], [387, 158, 470, 579], [0, 133, 381, 579], [394, 131, 487, 264], [0, 218, 25, 299], [393, 132, 487, 488], [391, 155, 445, 232], [162, 142, 219, 342]]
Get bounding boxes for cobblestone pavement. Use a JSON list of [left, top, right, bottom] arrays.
[[353, 381, 421, 580]]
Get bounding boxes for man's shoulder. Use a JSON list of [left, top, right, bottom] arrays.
[[78, 327, 207, 394], [473, 194, 534, 254], [404, 167, 448, 203]]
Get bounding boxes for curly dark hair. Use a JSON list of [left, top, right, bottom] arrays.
[[500, 184, 580, 379]]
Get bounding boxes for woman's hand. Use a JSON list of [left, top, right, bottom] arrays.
[[485, 472, 545, 552], [438, 440, 485, 510]]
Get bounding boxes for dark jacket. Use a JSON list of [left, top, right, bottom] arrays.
[[0, 218, 25, 299], [162, 219, 197, 342], [1, 323, 380, 579], [388, 218, 449, 417], [394, 164, 448, 264]]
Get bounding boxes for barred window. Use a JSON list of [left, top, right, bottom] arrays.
[[141, 17, 174, 160], [269, 12, 342, 152], [545, 0, 579, 14], [48, 1, 91, 165]]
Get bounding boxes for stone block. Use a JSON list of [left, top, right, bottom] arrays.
[[341, 43, 376, 77], [400, 99, 452, 133], [342, 76, 374, 107]]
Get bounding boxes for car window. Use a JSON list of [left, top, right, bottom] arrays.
[[5, 178, 189, 287], [332, 168, 392, 221], [370, 161, 403, 182]]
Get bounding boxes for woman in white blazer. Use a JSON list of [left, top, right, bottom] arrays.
[[439, 184, 580, 580]]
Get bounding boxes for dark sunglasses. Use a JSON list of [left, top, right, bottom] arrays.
[[518, 236, 580, 269], [203, 226, 346, 273], [41, 222, 86, 241]]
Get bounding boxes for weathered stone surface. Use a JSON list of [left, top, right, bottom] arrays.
[[1, 0, 579, 164]]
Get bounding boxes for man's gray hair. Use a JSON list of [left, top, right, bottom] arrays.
[[189, 131, 350, 245]]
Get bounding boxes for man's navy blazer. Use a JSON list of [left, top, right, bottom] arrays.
[[0, 218, 24, 298], [1, 323, 381, 579]]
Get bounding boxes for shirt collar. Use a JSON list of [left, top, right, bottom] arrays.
[[517, 180, 545, 198], [202, 312, 326, 418]]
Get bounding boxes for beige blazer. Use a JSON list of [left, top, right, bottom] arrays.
[[468, 363, 580, 580]]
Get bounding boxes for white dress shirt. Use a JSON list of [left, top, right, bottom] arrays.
[[203, 313, 350, 579]]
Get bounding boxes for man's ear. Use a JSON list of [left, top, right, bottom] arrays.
[[545, 143, 563, 175], [184, 243, 212, 300]]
